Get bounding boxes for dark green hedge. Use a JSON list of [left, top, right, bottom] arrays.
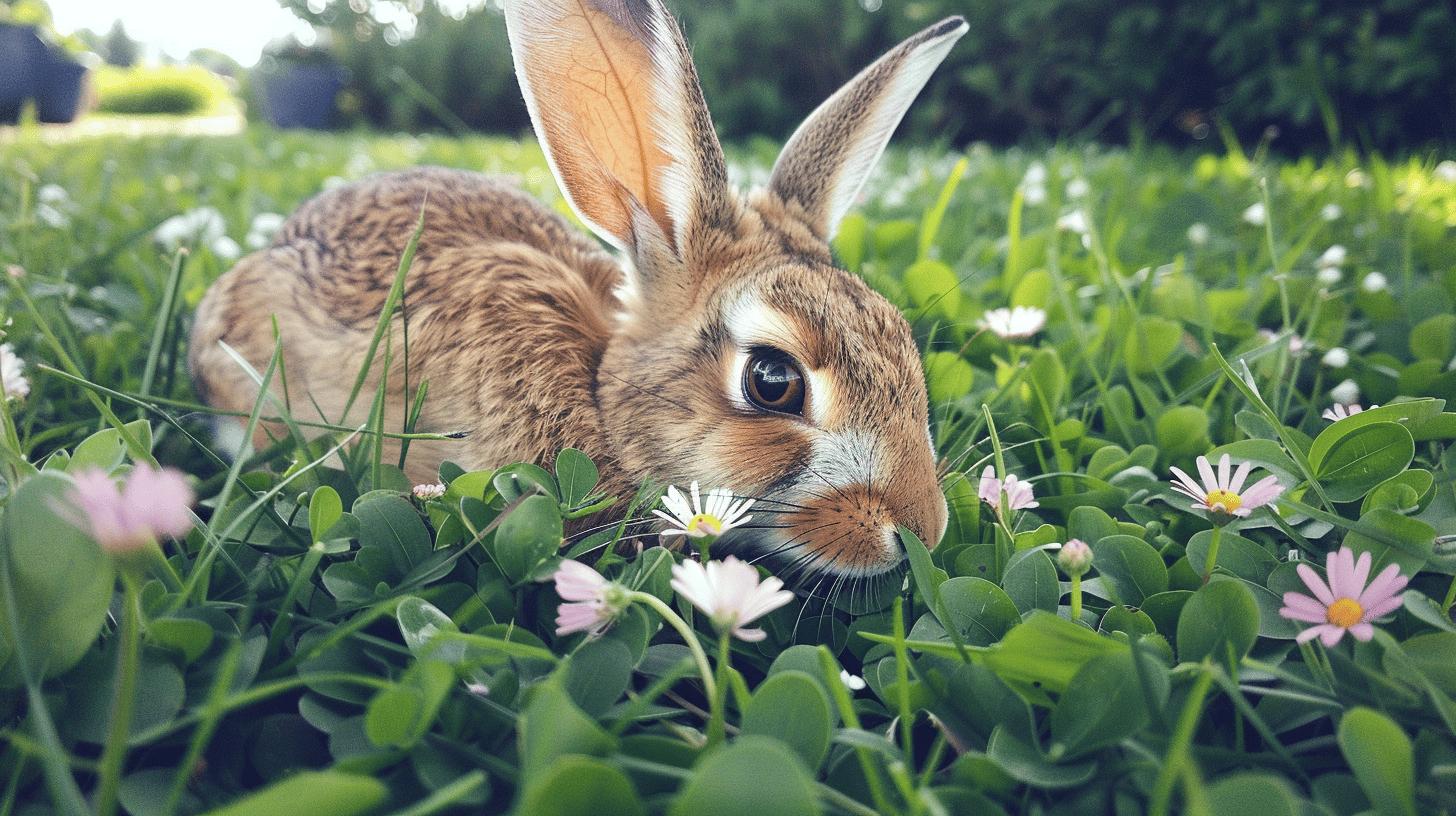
[[282, 0, 1456, 152]]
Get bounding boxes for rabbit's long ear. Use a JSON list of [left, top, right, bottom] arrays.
[[769, 17, 967, 240], [503, 0, 732, 257]]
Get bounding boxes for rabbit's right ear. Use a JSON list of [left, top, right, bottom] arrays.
[[503, 0, 732, 260]]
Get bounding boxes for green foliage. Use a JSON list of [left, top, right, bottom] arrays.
[[4, 129, 1456, 815], [93, 65, 232, 116]]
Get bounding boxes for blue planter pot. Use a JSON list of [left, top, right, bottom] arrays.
[[37, 57, 88, 124], [0, 23, 46, 124], [261, 63, 346, 129]]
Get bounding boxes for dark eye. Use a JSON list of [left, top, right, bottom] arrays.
[[743, 348, 806, 416]]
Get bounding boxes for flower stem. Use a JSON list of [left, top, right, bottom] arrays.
[[706, 634, 731, 747], [1148, 664, 1215, 816], [1201, 525, 1223, 584], [1070, 573, 1083, 622], [95, 575, 143, 816], [629, 591, 717, 702]]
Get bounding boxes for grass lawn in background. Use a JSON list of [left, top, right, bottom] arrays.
[[2, 128, 1455, 815]]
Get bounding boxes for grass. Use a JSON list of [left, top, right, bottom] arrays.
[[2, 126, 1456, 815]]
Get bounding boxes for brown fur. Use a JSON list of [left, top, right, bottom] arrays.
[[190, 1, 966, 580]]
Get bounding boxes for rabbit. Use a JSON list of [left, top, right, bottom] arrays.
[[189, 0, 967, 584]]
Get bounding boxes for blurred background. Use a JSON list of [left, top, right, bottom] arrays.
[[2, 0, 1454, 153]]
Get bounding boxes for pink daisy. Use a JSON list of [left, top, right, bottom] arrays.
[[1169, 454, 1283, 519], [978, 466, 1039, 518], [69, 466, 194, 554], [1322, 403, 1376, 422], [1279, 547, 1408, 646], [551, 559, 629, 637]]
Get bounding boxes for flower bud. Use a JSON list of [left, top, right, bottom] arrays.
[[1057, 539, 1092, 577]]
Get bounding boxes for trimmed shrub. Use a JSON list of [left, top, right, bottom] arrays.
[[94, 65, 231, 116]]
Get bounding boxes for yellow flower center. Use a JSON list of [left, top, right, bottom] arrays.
[[1204, 489, 1242, 513], [1326, 598, 1363, 628], [686, 513, 724, 537]]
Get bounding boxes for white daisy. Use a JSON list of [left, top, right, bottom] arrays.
[[980, 306, 1047, 340], [1317, 245, 1346, 269], [1, 344, 29, 401], [1321, 347, 1349, 368], [1329, 379, 1361, 405], [1187, 222, 1210, 246], [1361, 272, 1388, 293], [1321, 203, 1342, 221], [669, 556, 793, 642], [1242, 202, 1267, 226], [654, 482, 754, 539]]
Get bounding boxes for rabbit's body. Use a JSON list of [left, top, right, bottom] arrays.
[[191, 168, 627, 487], [192, 0, 969, 586]]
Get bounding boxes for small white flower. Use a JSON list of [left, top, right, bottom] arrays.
[[1, 344, 29, 401], [1242, 202, 1267, 226], [1323, 403, 1375, 422], [1056, 210, 1089, 235], [1022, 161, 1047, 186], [1259, 329, 1305, 356], [245, 212, 287, 249], [670, 556, 794, 642], [37, 183, 70, 206], [1322, 347, 1349, 368], [653, 482, 754, 539], [980, 306, 1047, 340], [1317, 245, 1346, 268], [1021, 183, 1047, 206], [210, 236, 241, 262], [1361, 272, 1388, 293], [1317, 266, 1343, 286], [412, 482, 446, 500], [1187, 223, 1210, 246], [1321, 203, 1342, 221], [155, 207, 227, 249], [1329, 379, 1361, 405], [1436, 160, 1456, 183], [1065, 177, 1090, 199], [35, 203, 69, 229], [839, 670, 866, 691]]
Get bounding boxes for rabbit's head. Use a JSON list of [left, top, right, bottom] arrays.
[[505, 0, 966, 583]]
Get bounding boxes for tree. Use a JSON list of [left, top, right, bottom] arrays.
[[103, 20, 138, 67]]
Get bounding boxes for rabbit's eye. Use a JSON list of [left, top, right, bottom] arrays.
[[743, 348, 806, 416]]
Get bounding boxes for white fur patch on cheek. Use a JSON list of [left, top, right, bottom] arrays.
[[806, 428, 882, 487], [725, 348, 753, 412]]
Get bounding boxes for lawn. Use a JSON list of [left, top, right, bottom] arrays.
[[2, 127, 1456, 815]]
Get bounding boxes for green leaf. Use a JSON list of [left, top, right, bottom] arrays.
[[492, 494, 563, 583], [563, 638, 634, 717], [1002, 549, 1060, 614], [979, 611, 1128, 702], [1049, 652, 1158, 758], [985, 728, 1095, 789], [199, 771, 387, 816], [554, 448, 600, 507], [1310, 421, 1415, 502], [1341, 508, 1434, 576], [1336, 707, 1416, 816], [925, 351, 974, 405], [519, 676, 614, 776], [353, 492, 432, 582], [741, 670, 834, 770], [147, 617, 215, 663], [0, 472, 116, 687], [905, 258, 960, 318], [308, 485, 343, 545], [1090, 534, 1168, 605], [1123, 316, 1182, 374], [1185, 530, 1277, 583], [518, 756, 644, 816], [1176, 579, 1259, 663], [1206, 773, 1302, 816], [364, 659, 453, 749], [395, 596, 464, 663], [668, 737, 821, 816], [938, 577, 1021, 647], [1155, 406, 1211, 459]]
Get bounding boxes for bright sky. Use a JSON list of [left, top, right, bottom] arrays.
[[48, 0, 315, 66]]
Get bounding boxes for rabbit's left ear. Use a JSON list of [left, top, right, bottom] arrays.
[[769, 17, 968, 240], [504, 0, 733, 260]]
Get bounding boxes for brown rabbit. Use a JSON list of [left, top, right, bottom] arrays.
[[190, 0, 967, 583]]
